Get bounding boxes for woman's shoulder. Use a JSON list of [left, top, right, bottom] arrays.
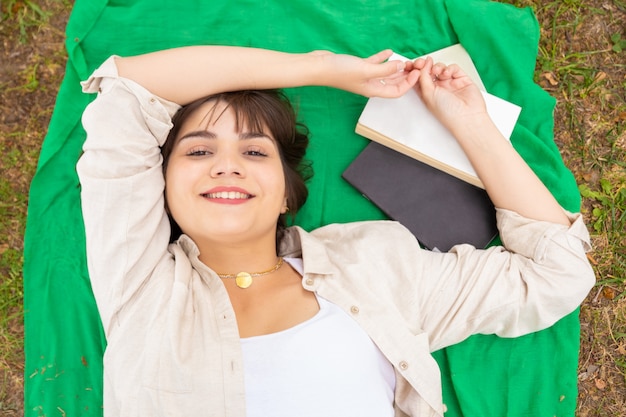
[[280, 221, 425, 265], [313, 219, 411, 235], [309, 220, 420, 251]]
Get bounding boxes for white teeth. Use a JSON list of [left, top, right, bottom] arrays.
[[206, 191, 250, 199]]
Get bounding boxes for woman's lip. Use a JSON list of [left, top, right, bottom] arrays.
[[201, 186, 254, 204], [203, 186, 251, 195]]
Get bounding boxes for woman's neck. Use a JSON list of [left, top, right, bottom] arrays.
[[196, 236, 280, 276]]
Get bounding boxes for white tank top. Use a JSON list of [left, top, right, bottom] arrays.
[[240, 258, 396, 417]]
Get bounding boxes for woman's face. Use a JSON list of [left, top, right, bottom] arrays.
[[165, 100, 288, 248]]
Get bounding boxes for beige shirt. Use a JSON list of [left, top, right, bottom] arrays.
[[77, 57, 595, 417]]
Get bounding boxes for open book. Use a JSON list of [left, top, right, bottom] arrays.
[[355, 44, 522, 188]]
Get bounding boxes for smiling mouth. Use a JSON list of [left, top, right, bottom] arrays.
[[202, 191, 252, 200]]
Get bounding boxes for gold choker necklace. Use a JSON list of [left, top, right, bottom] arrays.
[[217, 257, 284, 289]]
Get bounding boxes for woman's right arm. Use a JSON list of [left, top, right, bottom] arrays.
[[114, 45, 419, 105]]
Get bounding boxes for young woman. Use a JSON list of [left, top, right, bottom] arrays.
[[77, 46, 595, 417]]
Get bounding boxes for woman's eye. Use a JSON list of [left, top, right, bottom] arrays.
[[186, 147, 212, 156], [244, 147, 267, 157]]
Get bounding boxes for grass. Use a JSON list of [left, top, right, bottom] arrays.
[[0, 0, 52, 43], [0, 0, 71, 414], [0, 0, 625, 416], [501, 0, 626, 414]]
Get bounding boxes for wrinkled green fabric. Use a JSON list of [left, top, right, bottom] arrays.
[[24, 1, 581, 415]]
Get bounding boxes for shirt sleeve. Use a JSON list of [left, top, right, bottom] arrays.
[[413, 208, 595, 352], [76, 56, 181, 334]]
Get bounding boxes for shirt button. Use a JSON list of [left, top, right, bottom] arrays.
[[150, 97, 156, 103], [350, 306, 360, 314], [399, 361, 409, 370], [305, 278, 314, 286]]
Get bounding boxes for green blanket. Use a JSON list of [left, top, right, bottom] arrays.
[[24, 0, 582, 415]]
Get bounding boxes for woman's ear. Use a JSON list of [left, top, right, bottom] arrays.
[[281, 197, 289, 214]]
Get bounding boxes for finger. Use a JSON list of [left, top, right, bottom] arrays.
[[404, 69, 421, 90], [416, 57, 435, 96], [420, 56, 434, 74], [384, 64, 416, 81], [384, 68, 420, 86], [370, 68, 420, 98], [374, 59, 408, 80], [431, 62, 449, 80], [365, 49, 394, 64], [445, 63, 465, 79], [412, 57, 427, 70]]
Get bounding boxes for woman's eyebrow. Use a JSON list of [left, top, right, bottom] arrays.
[[239, 132, 273, 141], [178, 130, 273, 142], [177, 130, 216, 142]]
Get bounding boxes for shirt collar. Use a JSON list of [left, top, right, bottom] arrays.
[[174, 227, 338, 279], [279, 226, 338, 277]]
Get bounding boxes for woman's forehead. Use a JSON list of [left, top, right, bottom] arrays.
[[178, 99, 271, 138]]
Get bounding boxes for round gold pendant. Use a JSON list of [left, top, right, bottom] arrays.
[[235, 272, 253, 289]]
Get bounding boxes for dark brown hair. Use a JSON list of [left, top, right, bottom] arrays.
[[161, 90, 313, 245]]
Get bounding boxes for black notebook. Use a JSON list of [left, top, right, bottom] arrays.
[[342, 142, 497, 252]]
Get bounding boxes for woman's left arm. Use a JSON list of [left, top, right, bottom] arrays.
[[404, 59, 595, 349], [413, 58, 570, 225], [412, 209, 595, 352]]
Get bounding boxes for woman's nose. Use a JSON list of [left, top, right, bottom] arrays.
[[209, 151, 244, 177]]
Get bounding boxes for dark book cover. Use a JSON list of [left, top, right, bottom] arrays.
[[342, 142, 497, 252]]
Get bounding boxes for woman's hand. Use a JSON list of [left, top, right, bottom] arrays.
[[317, 49, 419, 98], [412, 57, 488, 135]]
